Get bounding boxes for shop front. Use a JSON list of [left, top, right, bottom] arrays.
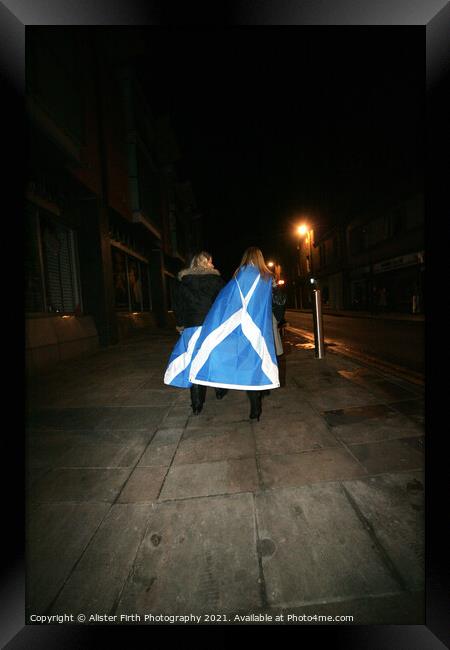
[[373, 251, 425, 314]]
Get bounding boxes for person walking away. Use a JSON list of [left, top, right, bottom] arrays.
[[163, 252, 226, 414], [188, 247, 280, 421], [271, 277, 287, 387]]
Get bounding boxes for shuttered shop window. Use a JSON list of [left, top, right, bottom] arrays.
[[25, 203, 45, 312], [40, 214, 80, 313]]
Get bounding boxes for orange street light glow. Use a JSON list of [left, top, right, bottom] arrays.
[[297, 224, 308, 236], [278, 280, 285, 285], [268, 261, 274, 267]]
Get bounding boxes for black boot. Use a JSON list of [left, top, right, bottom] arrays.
[[215, 388, 228, 400], [247, 391, 262, 421], [191, 384, 207, 415]]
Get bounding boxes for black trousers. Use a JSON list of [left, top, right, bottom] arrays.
[[190, 384, 207, 408]]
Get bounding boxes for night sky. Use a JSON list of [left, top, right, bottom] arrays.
[[138, 28, 424, 279]]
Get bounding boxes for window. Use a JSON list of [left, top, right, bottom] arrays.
[[127, 256, 142, 312], [112, 248, 129, 310], [111, 246, 152, 312], [40, 213, 81, 313], [26, 204, 81, 314]]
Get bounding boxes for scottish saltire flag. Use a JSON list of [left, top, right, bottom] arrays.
[[188, 265, 280, 390], [164, 326, 202, 388]]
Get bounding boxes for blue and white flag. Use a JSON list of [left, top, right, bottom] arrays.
[[188, 265, 280, 390], [164, 326, 202, 388]]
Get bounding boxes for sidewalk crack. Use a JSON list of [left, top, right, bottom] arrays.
[[340, 482, 409, 593], [252, 493, 269, 609]]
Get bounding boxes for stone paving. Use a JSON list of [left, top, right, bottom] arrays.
[[25, 330, 425, 625]]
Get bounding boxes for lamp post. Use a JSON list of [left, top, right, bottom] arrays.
[[296, 224, 311, 308], [296, 222, 324, 358]]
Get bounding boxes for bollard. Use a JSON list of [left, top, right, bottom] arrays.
[[312, 288, 325, 359]]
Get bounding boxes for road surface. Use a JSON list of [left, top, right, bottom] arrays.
[[285, 310, 425, 378]]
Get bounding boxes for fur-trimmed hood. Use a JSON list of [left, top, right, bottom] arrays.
[[178, 267, 221, 280]]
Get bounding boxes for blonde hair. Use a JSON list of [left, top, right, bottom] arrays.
[[190, 251, 212, 269], [233, 247, 272, 280]]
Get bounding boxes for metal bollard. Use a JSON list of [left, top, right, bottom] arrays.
[[312, 288, 325, 359]]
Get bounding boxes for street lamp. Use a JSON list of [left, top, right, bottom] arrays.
[[297, 224, 314, 276], [296, 223, 314, 307], [295, 222, 324, 359]]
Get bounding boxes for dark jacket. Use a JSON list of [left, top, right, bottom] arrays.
[[272, 284, 287, 323], [173, 267, 225, 328]]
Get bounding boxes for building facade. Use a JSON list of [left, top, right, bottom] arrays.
[[25, 28, 201, 372], [310, 193, 425, 314]]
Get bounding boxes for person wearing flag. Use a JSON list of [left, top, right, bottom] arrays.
[[163, 251, 226, 414], [188, 246, 280, 421]]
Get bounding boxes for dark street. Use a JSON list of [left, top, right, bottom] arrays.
[[285, 310, 425, 377]]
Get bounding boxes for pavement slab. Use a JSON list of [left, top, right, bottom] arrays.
[[342, 472, 424, 590], [259, 447, 367, 489], [27, 408, 110, 431], [161, 411, 190, 429], [183, 421, 253, 440], [92, 406, 168, 431], [60, 391, 133, 408], [348, 438, 424, 474], [183, 405, 254, 427], [322, 404, 399, 427], [256, 590, 424, 624], [159, 459, 259, 500], [27, 436, 75, 469], [117, 467, 169, 503], [259, 392, 319, 418], [27, 502, 110, 614], [116, 493, 261, 615], [299, 385, 381, 411], [329, 412, 424, 445], [255, 483, 400, 608], [338, 372, 419, 403], [55, 442, 145, 468], [293, 373, 352, 392], [50, 504, 151, 615], [141, 377, 177, 390], [389, 399, 425, 426], [254, 419, 338, 456], [174, 429, 255, 465], [138, 441, 179, 468], [118, 390, 179, 406], [31, 468, 132, 503]]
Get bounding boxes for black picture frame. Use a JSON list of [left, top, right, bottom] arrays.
[[4, 1, 448, 647]]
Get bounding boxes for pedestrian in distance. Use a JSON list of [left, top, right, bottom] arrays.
[[188, 246, 280, 421], [164, 251, 227, 415], [272, 277, 287, 353]]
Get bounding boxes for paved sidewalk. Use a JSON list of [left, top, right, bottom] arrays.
[[26, 329, 425, 625]]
